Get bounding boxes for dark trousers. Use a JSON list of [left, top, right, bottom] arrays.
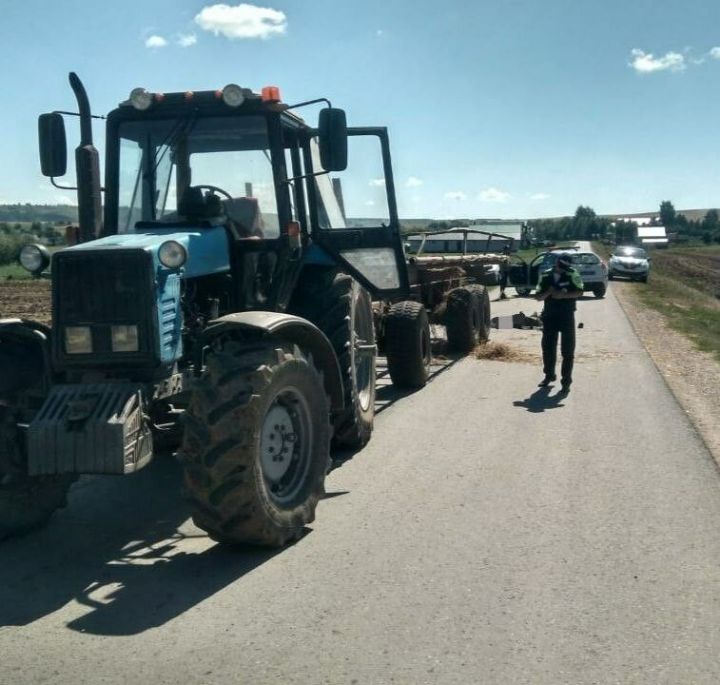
[[542, 312, 575, 382]]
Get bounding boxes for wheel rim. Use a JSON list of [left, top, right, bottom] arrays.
[[260, 387, 313, 507], [352, 293, 375, 413]]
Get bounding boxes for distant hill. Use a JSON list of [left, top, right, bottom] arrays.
[[0, 204, 77, 224]]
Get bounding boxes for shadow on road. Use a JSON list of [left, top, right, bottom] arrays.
[[331, 340, 464, 468], [0, 338, 463, 633], [0, 458, 286, 635], [513, 387, 568, 413]]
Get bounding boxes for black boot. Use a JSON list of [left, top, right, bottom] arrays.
[[538, 374, 556, 387]]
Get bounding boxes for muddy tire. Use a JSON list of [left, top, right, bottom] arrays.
[[0, 407, 72, 541], [385, 301, 431, 389], [466, 284, 491, 343], [291, 270, 375, 449], [445, 286, 483, 352], [180, 341, 331, 547]]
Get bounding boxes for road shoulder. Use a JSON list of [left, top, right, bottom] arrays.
[[613, 281, 720, 466]]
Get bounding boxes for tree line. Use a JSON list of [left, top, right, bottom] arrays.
[[529, 202, 720, 245]]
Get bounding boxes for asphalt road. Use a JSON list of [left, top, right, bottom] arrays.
[[2, 267, 720, 684]]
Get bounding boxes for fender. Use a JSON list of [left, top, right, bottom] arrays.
[[201, 311, 345, 413], [0, 319, 52, 397]]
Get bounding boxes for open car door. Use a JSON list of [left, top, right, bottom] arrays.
[[308, 127, 409, 299]]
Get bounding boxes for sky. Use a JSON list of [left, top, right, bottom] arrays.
[[1, 0, 720, 220]]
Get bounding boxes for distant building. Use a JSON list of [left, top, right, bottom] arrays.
[[637, 225, 668, 246], [617, 216, 656, 227]]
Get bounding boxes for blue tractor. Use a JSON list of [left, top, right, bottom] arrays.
[[0, 73, 409, 546]]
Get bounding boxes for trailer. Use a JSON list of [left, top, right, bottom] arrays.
[[374, 228, 512, 388]]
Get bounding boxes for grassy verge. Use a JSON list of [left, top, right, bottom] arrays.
[[0, 262, 31, 280], [593, 242, 720, 362]]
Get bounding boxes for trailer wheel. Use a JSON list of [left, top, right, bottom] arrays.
[[466, 284, 491, 343], [290, 270, 376, 449], [445, 286, 483, 352], [0, 407, 72, 541], [180, 341, 330, 547], [385, 301, 431, 389]]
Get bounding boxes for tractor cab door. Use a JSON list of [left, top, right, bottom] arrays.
[[306, 127, 409, 298]]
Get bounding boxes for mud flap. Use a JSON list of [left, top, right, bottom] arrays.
[[27, 384, 153, 476]]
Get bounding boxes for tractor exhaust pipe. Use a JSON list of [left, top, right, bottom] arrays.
[[69, 72, 102, 242]]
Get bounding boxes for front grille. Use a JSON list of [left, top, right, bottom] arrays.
[[52, 249, 156, 364]]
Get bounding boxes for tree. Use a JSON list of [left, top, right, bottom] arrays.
[[659, 201, 676, 228], [702, 209, 719, 234]]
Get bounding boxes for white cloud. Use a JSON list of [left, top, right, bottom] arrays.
[[195, 3, 287, 40], [177, 33, 198, 47], [405, 176, 423, 188], [629, 48, 685, 73], [443, 191, 466, 201], [369, 178, 386, 187], [710, 47, 720, 60], [529, 192, 550, 201], [145, 35, 168, 48], [478, 187, 511, 203]]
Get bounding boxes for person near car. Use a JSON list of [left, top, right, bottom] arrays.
[[536, 254, 583, 392]]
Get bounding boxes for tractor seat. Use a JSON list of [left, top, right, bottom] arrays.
[[223, 197, 265, 239]]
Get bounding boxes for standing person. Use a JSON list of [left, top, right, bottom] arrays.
[[536, 254, 583, 392], [498, 244, 511, 299]]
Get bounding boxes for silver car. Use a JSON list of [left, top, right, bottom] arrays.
[[608, 246, 650, 283]]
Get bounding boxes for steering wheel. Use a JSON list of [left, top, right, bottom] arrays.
[[194, 184, 234, 202]]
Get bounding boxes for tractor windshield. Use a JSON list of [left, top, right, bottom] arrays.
[[117, 115, 280, 236]]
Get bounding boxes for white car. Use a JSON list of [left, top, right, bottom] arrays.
[[608, 246, 650, 283], [520, 249, 609, 298]]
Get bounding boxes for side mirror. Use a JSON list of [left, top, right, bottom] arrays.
[[38, 113, 67, 177], [318, 108, 348, 172]]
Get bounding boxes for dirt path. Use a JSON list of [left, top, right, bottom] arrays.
[[612, 280, 720, 465]]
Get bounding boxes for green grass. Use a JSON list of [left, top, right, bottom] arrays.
[[0, 262, 31, 280], [637, 272, 720, 361], [592, 242, 720, 362]]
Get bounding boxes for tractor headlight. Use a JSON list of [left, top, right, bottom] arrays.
[[158, 240, 187, 269], [19, 244, 50, 274], [65, 326, 92, 354], [222, 84, 245, 107], [129, 87, 153, 111], [111, 325, 139, 353]]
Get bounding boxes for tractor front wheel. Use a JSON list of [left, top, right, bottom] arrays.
[[0, 407, 72, 541], [180, 341, 331, 547]]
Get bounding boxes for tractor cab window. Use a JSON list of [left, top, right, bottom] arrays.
[[311, 135, 390, 230], [117, 115, 279, 237]]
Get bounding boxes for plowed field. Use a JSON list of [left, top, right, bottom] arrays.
[[0, 280, 52, 324]]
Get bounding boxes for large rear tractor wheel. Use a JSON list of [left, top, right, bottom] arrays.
[[180, 341, 331, 547], [385, 301, 432, 389], [445, 286, 483, 352], [0, 406, 72, 541], [291, 271, 376, 449]]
